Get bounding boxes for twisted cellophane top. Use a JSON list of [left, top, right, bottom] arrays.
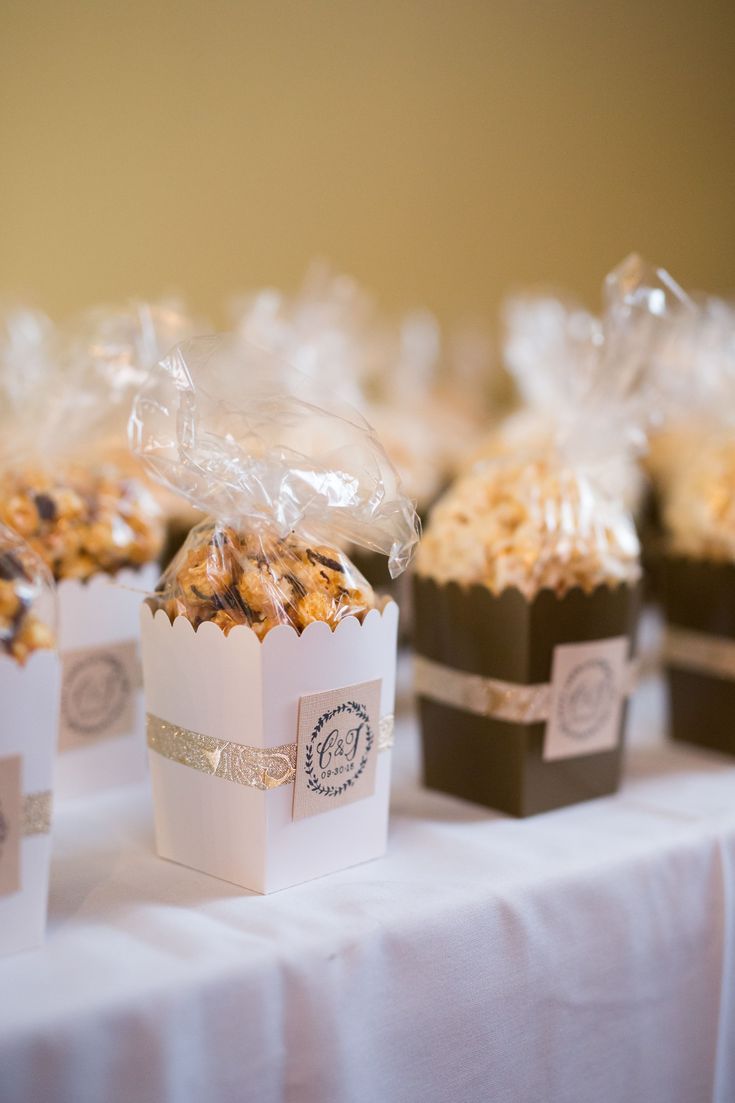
[[0, 300, 196, 579], [131, 334, 419, 635]]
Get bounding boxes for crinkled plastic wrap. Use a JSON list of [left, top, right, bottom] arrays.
[[61, 297, 210, 466], [603, 258, 735, 562], [0, 303, 59, 467], [229, 261, 389, 410], [418, 256, 680, 598], [0, 522, 55, 664], [366, 309, 494, 508], [464, 295, 619, 491], [500, 257, 689, 481], [130, 335, 420, 637], [229, 263, 494, 510], [0, 301, 168, 580], [477, 292, 603, 460], [470, 257, 678, 507], [643, 290, 735, 560], [0, 301, 56, 415], [503, 294, 603, 419], [62, 298, 208, 543]]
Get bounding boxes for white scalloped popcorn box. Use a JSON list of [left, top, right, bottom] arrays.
[[55, 563, 159, 800], [140, 601, 399, 894], [0, 649, 60, 956]]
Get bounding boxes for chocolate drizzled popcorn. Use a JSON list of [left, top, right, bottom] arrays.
[[149, 523, 381, 638], [0, 528, 55, 664], [0, 300, 171, 584], [0, 468, 162, 583], [131, 335, 418, 637]]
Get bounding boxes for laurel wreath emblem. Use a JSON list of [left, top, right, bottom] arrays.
[[304, 700, 373, 798]]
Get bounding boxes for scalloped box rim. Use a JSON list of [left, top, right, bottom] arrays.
[[139, 597, 399, 892], [140, 598, 398, 645], [56, 561, 159, 594], [413, 571, 639, 607]]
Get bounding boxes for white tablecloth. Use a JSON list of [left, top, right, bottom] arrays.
[[2, 667, 734, 1103]]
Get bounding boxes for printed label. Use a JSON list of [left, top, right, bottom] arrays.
[[293, 679, 382, 821], [60, 640, 140, 752], [544, 636, 628, 761], [0, 755, 21, 898]]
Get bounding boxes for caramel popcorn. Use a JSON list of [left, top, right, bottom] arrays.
[[149, 521, 382, 639], [662, 436, 735, 561], [415, 460, 641, 598], [0, 467, 163, 582], [0, 548, 54, 664]]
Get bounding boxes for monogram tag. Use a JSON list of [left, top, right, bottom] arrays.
[[0, 755, 21, 898], [544, 636, 628, 761], [293, 679, 382, 821], [60, 640, 140, 751]]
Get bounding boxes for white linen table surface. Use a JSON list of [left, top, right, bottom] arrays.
[[1, 665, 734, 1103]]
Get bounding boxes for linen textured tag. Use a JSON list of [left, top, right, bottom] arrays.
[[59, 640, 140, 751], [0, 755, 21, 897], [544, 636, 628, 761], [293, 679, 382, 821]]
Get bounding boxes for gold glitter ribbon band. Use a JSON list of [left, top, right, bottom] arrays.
[[22, 791, 52, 836], [664, 627, 735, 681], [414, 655, 638, 723], [147, 712, 395, 791]]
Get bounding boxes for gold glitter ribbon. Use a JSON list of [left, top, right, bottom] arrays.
[[379, 714, 395, 748], [414, 655, 637, 723], [664, 626, 735, 681], [21, 791, 52, 836], [147, 712, 395, 791]]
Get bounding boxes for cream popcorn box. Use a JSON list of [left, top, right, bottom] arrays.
[[141, 602, 398, 893], [55, 563, 158, 799], [130, 334, 418, 891]]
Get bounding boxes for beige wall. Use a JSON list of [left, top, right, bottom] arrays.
[[1, 0, 734, 324]]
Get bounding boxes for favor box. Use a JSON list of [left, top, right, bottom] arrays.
[[140, 601, 399, 894], [662, 556, 735, 755], [413, 576, 641, 817], [0, 650, 60, 955], [55, 563, 159, 800]]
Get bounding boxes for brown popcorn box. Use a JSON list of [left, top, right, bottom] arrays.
[[348, 548, 413, 643], [638, 484, 666, 605], [661, 556, 735, 756], [160, 515, 199, 572], [413, 575, 641, 817], [348, 506, 428, 645]]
